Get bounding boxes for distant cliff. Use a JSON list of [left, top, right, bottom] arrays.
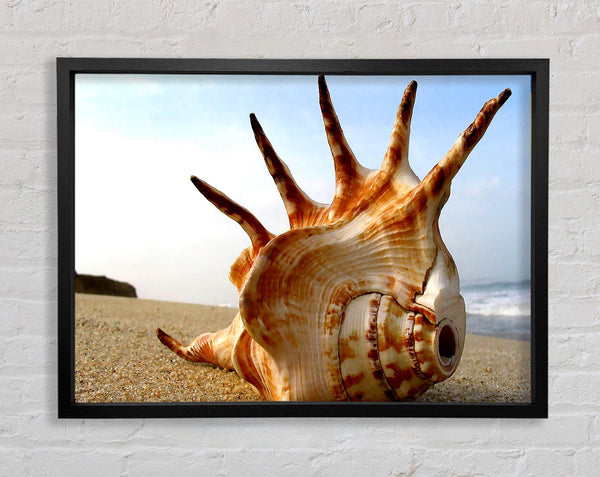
[[75, 273, 137, 298]]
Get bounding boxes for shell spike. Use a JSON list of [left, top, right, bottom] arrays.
[[318, 75, 362, 180], [249, 113, 323, 228], [190, 175, 273, 250], [156, 328, 212, 362], [318, 75, 367, 218], [381, 80, 418, 180], [420, 88, 512, 199]]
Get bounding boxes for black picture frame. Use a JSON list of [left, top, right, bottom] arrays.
[[57, 58, 548, 418]]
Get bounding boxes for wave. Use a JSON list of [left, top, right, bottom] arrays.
[[466, 313, 531, 341], [466, 302, 530, 318], [462, 278, 531, 291], [462, 280, 530, 319], [461, 280, 531, 340]]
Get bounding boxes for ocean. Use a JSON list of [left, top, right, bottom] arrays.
[[462, 279, 531, 341]]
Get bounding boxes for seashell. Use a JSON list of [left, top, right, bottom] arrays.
[[157, 76, 511, 401]]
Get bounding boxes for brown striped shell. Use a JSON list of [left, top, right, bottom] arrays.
[[157, 77, 511, 401]]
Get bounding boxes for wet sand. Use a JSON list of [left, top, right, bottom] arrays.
[[75, 293, 531, 403]]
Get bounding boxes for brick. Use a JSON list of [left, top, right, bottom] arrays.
[[549, 298, 600, 329], [572, 33, 600, 67], [547, 2, 600, 35], [159, 2, 218, 32], [551, 373, 600, 407], [306, 2, 357, 32], [520, 449, 577, 476], [549, 218, 600, 259], [548, 261, 600, 297], [138, 419, 495, 453], [0, 228, 55, 268], [223, 449, 311, 476], [575, 447, 600, 475], [548, 222, 583, 257], [0, 413, 53, 445], [220, 448, 416, 477], [361, 36, 481, 56], [498, 1, 600, 37], [479, 37, 575, 70], [550, 112, 588, 143], [6, 149, 57, 191], [452, 2, 503, 34], [551, 71, 600, 109], [137, 419, 357, 450], [407, 419, 499, 447], [0, 151, 34, 186], [0, 187, 57, 228], [356, 4, 405, 33], [1, 298, 55, 335], [255, 3, 301, 32], [0, 376, 46, 413], [0, 1, 14, 27], [0, 449, 33, 476], [582, 225, 600, 257], [311, 448, 415, 476], [587, 113, 600, 144], [549, 188, 599, 220], [549, 145, 600, 186], [3, 414, 147, 448], [592, 416, 600, 445], [104, 1, 163, 32], [63, 420, 146, 444], [30, 449, 123, 477], [495, 2, 548, 36], [413, 449, 523, 477], [63, 36, 179, 58], [63, 1, 114, 30], [493, 415, 590, 446], [0, 335, 57, 373], [12, 68, 55, 105], [410, 3, 455, 32], [12, 0, 66, 31], [0, 267, 56, 300], [0, 37, 69, 67], [0, 109, 49, 146], [126, 448, 223, 476]]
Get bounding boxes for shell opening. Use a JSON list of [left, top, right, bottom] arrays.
[[436, 320, 458, 370]]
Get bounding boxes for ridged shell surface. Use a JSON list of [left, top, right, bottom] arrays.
[[157, 77, 511, 401]]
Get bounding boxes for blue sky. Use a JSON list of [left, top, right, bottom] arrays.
[[75, 73, 531, 305]]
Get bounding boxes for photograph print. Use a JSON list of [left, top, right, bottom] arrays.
[[67, 62, 537, 414]]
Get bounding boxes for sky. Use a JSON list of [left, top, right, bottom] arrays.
[[75, 73, 531, 306]]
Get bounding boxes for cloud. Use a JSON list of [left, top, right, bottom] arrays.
[[75, 121, 301, 304], [465, 175, 500, 197]]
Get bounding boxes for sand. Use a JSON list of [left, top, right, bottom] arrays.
[[75, 293, 531, 403]]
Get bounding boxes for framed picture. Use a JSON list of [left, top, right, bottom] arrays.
[[57, 58, 548, 418]]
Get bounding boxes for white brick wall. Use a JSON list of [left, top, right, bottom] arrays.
[[1, 0, 598, 475]]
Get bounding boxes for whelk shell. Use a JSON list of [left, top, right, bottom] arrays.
[[157, 76, 511, 401]]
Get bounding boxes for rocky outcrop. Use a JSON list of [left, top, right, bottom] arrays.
[[75, 273, 137, 298]]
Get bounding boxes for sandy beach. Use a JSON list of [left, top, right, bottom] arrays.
[[75, 293, 531, 403]]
